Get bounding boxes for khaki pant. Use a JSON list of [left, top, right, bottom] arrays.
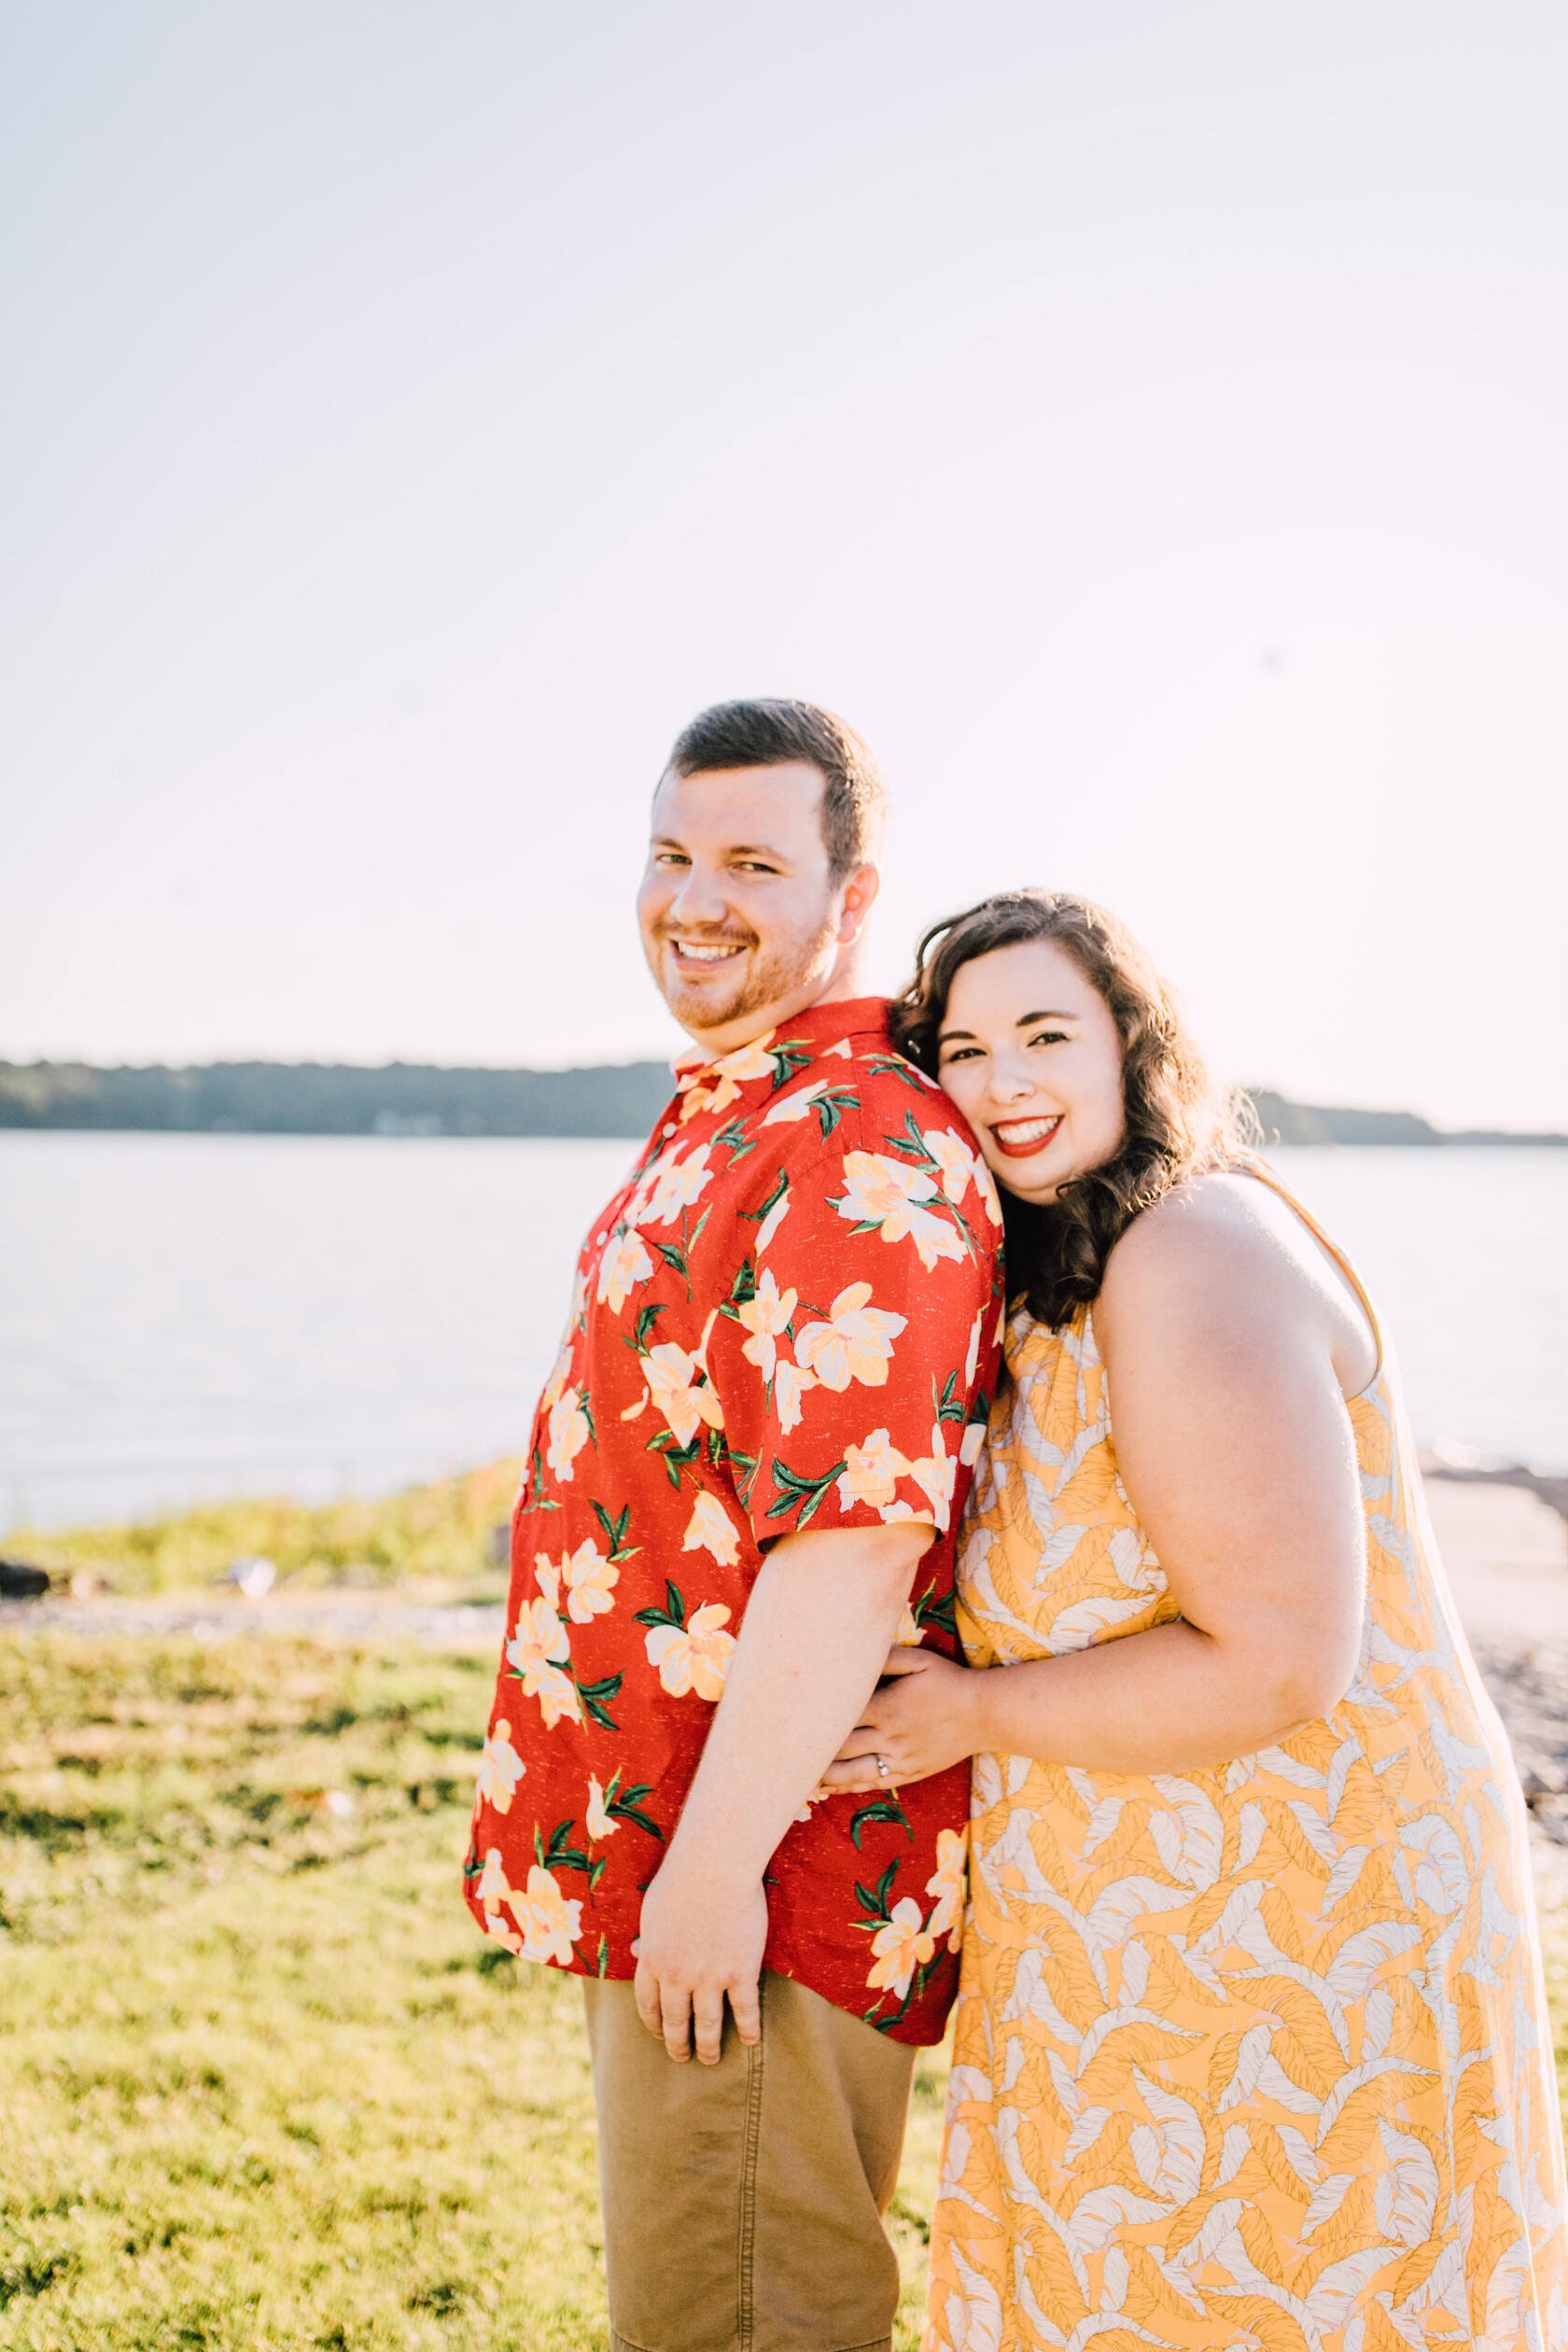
[[582, 1972, 917, 2352]]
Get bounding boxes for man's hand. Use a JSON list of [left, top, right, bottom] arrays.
[[817, 1645, 983, 1794], [629, 1519, 934, 2065], [634, 1858, 768, 2065]]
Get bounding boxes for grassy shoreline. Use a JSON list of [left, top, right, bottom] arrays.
[[4, 1462, 524, 1600]]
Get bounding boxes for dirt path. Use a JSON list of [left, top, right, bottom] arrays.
[[0, 1585, 505, 1650]]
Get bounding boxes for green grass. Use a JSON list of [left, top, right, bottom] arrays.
[[5, 1461, 524, 1598], [4, 1627, 1563, 2350], [0, 1631, 947, 2351]]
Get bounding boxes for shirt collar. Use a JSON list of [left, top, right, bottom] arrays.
[[671, 995, 894, 1091]]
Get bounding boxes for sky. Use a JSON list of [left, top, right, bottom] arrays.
[[4, 1, 1566, 1129]]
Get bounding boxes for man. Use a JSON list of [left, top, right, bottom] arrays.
[[465, 699, 1002, 2352]]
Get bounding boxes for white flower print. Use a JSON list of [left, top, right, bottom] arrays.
[[682, 1490, 743, 1566], [735, 1267, 797, 1381], [793, 1281, 906, 1391]]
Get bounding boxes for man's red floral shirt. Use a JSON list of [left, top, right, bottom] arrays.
[[463, 996, 1003, 2043]]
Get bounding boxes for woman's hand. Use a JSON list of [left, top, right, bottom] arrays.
[[817, 1645, 985, 1795]]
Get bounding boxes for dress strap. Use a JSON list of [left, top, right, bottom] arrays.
[[1228, 1154, 1385, 1391]]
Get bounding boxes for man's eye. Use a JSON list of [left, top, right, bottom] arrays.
[[653, 851, 689, 867], [734, 861, 777, 875]]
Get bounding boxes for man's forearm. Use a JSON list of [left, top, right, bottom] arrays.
[[665, 1520, 934, 1883]]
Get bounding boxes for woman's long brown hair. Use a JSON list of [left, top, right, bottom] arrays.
[[892, 890, 1255, 1328]]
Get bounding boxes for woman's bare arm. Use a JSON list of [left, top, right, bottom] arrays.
[[822, 1183, 1368, 1785]]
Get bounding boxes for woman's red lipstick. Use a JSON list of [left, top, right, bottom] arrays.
[[988, 1114, 1063, 1160]]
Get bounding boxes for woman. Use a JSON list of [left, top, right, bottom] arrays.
[[823, 891, 1567, 2351]]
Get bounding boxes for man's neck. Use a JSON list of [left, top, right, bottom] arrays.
[[680, 950, 873, 1062]]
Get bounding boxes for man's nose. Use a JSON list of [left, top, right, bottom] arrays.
[[667, 866, 730, 927]]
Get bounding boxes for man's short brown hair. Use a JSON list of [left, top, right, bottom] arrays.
[[665, 699, 887, 883]]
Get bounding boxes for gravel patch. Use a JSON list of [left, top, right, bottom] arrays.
[[0, 1590, 506, 1652]]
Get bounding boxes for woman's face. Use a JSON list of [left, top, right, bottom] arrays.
[[935, 937, 1127, 1205]]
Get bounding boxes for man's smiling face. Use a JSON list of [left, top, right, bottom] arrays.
[[637, 760, 872, 1053]]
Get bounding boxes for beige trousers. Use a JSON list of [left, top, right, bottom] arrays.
[[581, 1971, 917, 2352]]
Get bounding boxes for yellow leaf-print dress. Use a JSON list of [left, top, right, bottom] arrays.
[[930, 1169, 1568, 2351]]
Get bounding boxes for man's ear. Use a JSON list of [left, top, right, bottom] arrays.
[[835, 862, 880, 948]]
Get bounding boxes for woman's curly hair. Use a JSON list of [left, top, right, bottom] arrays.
[[892, 889, 1255, 1328]]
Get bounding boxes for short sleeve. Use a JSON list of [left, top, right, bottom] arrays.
[[704, 1100, 1002, 1545]]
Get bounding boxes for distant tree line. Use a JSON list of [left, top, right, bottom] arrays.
[[0, 1060, 673, 1138], [0, 1061, 1560, 1145]]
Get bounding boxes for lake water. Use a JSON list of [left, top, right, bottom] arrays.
[[1, 1134, 1563, 1533]]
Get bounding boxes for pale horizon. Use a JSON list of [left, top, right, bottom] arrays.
[[6, 3, 1565, 1128]]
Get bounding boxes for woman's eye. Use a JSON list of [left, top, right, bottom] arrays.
[[1029, 1030, 1068, 1048], [941, 1046, 980, 1065]]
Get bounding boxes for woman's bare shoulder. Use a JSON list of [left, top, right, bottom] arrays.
[[1097, 1169, 1373, 1392], [1097, 1173, 1314, 1345]]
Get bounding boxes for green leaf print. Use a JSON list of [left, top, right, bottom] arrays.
[[864, 1054, 936, 1097], [542, 1819, 592, 1875], [528, 1445, 562, 1511], [908, 1581, 958, 1641], [848, 1797, 913, 1850], [713, 1115, 760, 1166], [809, 1086, 861, 1140], [589, 1500, 640, 1563], [650, 1206, 710, 1303], [626, 1301, 666, 1353], [606, 1778, 665, 1840], [732, 1449, 760, 1509], [596, 1934, 609, 1978], [933, 1370, 965, 1426], [853, 1861, 900, 1925], [651, 1238, 690, 1288], [888, 1108, 941, 1168], [744, 1168, 789, 1227], [763, 1459, 848, 1530], [646, 1431, 703, 1491], [634, 1579, 687, 1632], [730, 1255, 758, 1309], [576, 1672, 623, 1731], [766, 1041, 813, 1087]]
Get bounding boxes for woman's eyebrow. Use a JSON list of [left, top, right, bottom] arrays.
[[1015, 1009, 1077, 1025]]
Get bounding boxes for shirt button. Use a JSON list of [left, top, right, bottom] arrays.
[[662, 1122, 677, 1137], [596, 1232, 608, 1245]]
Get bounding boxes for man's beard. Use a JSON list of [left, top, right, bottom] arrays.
[[656, 907, 841, 1036]]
